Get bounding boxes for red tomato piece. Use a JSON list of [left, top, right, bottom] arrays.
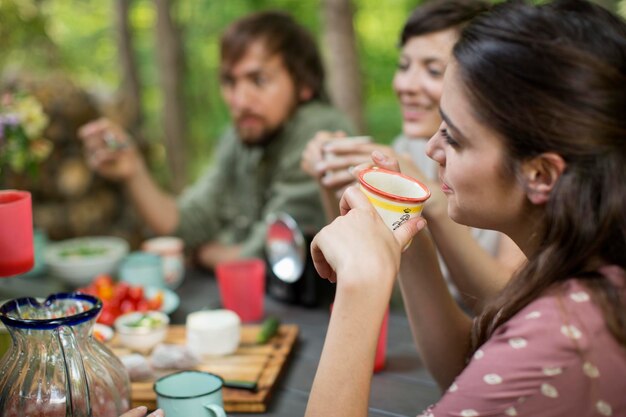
[[97, 285, 114, 301], [146, 298, 162, 311], [94, 274, 114, 290], [77, 286, 97, 297], [136, 300, 149, 312], [120, 299, 136, 314], [114, 282, 130, 300], [128, 286, 144, 303], [98, 308, 118, 327]]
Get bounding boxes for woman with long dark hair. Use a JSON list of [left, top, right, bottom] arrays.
[[305, 1, 626, 416]]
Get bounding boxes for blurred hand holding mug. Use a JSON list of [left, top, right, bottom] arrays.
[[322, 135, 373, 180]]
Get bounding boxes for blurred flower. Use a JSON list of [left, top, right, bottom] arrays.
[[0, 91, 52, 176]]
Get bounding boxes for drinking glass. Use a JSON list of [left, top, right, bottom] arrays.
[[215, 258, 265, 323], [0, 190, 34, 277]]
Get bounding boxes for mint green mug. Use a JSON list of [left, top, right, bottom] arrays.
[[154, 371, 226, 417]]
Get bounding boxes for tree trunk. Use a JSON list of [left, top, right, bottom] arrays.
[[154, 0, 187, 192], [113, 0, 143, 133], [322, 0, 365, 133]]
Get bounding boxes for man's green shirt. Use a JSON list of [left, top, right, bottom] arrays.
[[175, 100, 354, 258]]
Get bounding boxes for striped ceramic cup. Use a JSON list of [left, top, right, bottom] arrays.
[[358, 167, 430, 231]]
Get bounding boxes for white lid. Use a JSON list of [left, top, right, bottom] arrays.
[[186, 309, 240, 330]]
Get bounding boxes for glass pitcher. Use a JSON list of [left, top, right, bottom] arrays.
[[0, 292, 131, 417]]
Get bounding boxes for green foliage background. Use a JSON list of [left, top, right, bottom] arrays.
[[2, 0, 623, 183], [1, 0, 415, 183]]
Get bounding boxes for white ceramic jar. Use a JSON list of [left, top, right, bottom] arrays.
[[186, 310, 241, 356]]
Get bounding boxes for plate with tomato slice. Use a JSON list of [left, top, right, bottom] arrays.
[[78, 274, 180, 327], [144, 286, 180, 315]]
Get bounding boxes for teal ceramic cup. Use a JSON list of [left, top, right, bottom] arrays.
[[20, 228, 48, 278], [154, 371, 226, 417], [119, 252, 165, 288]]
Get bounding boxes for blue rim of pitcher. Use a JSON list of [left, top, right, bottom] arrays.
[[0, 292, 102, 330], [153, 370, 224, 399]]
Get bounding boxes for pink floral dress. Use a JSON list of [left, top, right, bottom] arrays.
[[420, 266, 626, 417]]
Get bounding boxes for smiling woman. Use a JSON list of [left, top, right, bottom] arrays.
[[429, 76, 524, 233], [300, 0, 523, 314]]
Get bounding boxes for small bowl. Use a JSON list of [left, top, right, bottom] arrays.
[[45, 236, 129, 287], [92, 323, 114, 343], [114, 311, 169, 353]]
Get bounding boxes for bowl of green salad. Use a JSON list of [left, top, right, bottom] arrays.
[[114, 311, 169, 353], [45, 236, 129, 287]]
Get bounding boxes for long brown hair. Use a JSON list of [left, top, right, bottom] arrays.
[[399, 0, 490, 46], [452, 0, 626, 352]]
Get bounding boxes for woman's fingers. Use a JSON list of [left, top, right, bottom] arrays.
[[319, 154, 371, 172], [311, 187, 377, 281], [118, 407, 165, 417], [321, 170, 356, 189], [120, 407, 148, 417], [301, 131, 332, 177], [338, 186, 375, 216], [350, 161, 374, 179], [302, 130, 351, 178], [394, 216, 427, 251], [371, 150, 401, 172], [322, 138, 374, 155], [310, 229, 337, 282]]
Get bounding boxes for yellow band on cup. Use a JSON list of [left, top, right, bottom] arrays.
[[365, 195, 422, 214]]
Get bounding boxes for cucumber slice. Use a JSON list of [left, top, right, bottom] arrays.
[[257, 317, 280, 344]]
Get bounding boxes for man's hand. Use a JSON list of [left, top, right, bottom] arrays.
[[196, 242, 242, 270], [78, 118, 145, 182]]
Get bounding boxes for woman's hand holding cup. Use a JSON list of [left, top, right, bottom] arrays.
[[310, 186, 426, 292]]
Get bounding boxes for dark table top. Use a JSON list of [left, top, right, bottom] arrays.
[[172, 269, 441, 417], [0, 268, 441, 417]]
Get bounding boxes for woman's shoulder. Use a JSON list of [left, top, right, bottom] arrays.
[[486, 271, 626, 390], [425, 273, 626, 417], [499, 272, 624, 350]]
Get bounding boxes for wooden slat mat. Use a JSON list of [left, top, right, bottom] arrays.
[[108, 324, 299, 413]]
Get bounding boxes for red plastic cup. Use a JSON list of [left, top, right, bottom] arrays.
[[330, 303, 389, 373], [215, 258, 266, 323], [374, 307, 389, 373], [0, 190, 34, 277]]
